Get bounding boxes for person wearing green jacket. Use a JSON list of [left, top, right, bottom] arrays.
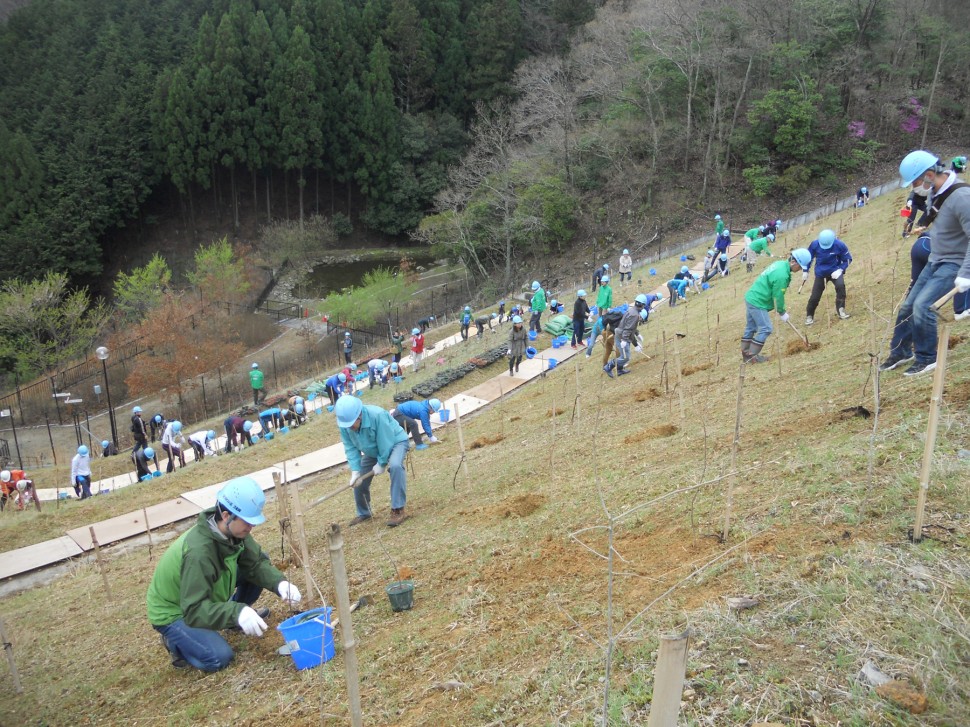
[[390, 329, 405, 363], [248, 363, 264, 406], [715, 214, 725, 237], [528, 281, 547, 334], [335, 396, 411, 527], [741, 248, 811, 363], [596, 275, 613, 311], [745, 233, 775, 273], [147, 477, 301, 672]]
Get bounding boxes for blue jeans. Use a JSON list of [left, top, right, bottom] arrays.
[[615, 339, 631, 370], [153, 557, 268, 672], [571, 319, 585, 345], [742, 302, 773, 345], [585, 316, 604, 356], [890, 260, 959, 364], [354, 440, 409, 516]]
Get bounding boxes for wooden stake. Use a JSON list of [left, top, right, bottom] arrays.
[[646, 630, 691, 727], [913, 322, 950, 542], [0, 619, 22, 693], [661, 331, 669, 394], [142, 507, 154, 560], [776, 334, 782, 377], [454, 403, 470, 485], [723, 361, 746, 541], [574, 356, 581, 423], [88, 526, 113, 601], [289, 478, 314, 606], [327, 524, 363, 727]]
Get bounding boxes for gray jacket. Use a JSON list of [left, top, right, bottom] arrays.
[[928, 183, 970, 278], [615, 308, 641, 343], [509, 326, 529, 357]]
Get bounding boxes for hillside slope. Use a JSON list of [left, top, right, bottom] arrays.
[[0, 190, 967, 726]]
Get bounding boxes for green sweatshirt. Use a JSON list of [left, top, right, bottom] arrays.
[[249, 369, 264, 389], [744, 227, 761, 241], [744, 260, 791, 314], [748, 237, 771, 256], [531, 288, 547, 313], [596, 284, 613, 310], [146, 509, 283, 628], [716, 220, 725, 235], [339, 404, 409, 472]]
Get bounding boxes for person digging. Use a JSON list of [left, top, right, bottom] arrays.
[[146, 477, 302, 672], [334, 396, 411, 527], [741, 248, 811, 363]]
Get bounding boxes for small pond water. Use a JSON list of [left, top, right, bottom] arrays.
[[304, 252, 437, 298]]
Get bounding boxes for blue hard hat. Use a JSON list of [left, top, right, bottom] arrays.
[[635, 294, 648, 305], [680, 255, 687, 261], [601, 275, 609, 283], [133, 406, 142, 414], [206, 430, 216, 441], [791, 248, 812, 269], [531, 281, 540, 290], [338, 373, 347, 383], [77, 445, 88, 456], [714, 214, 721, 220], [154, 414, 162, 423], [217, 476, 267, 525], [295, 403, 304, 414], [899, 150, 941, 187], [639, 309, 649, 321], [349, 363, 357, 370], [243, 420, 253, 432], [464, 306, 471, 312], [429, 398, 443, 412], [252, 362, 259, 369], [767, 233, 775, 242], [144, 447, 154, 459], [512, 315, 523, 324], [499, 300, 505, 305], [623, 248, 629, 255], [171, 421, 182, 433], [390, 362, 399, 372], [335, 395, 363, 428], [578, 289, 586, 297], [412, 327, 420, 335], [818, 229, 836, 250], [681, 265, 689, 274], [101, 440, 109, 448]]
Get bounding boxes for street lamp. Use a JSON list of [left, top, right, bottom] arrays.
[[95, 346, 119, 447]]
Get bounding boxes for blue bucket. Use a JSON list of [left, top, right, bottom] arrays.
[[551, 339, 561, 349], [58, 492, 69, 500], [548, 358, 558, 369], [440, 409, 451, 422], [280, 426, 290, 434], [264, 432, 275, 441], [251, 434, 260, 442], [393, 375, 402, 383], [526, 346, 537, 359], [680, 254, 687, 261], [307, 392, 317, 401], [326, 405, 335, 412], [277, 607, 335, 671], [152, 471, 163, 478], [702, 282, 710, 290], [140, 474, 152, 482], [528, 330, 537, 341], [649, 268, 657, 275]]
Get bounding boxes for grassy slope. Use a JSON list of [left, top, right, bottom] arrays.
[[1, 192, 968, 726]]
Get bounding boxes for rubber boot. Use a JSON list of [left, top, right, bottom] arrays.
[[746, 262, 754, 273], [745, 340, 768, 364], [740, 338, 752, 361]]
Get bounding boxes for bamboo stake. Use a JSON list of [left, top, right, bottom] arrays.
[[574, 355, 581, 423], [661, 331, 669, 394], [289, 478, 314, 605], [913, 322, 950, 542], [327, 524, 363, 727], [776, 334, 782, 377], [646, 631, 691, 727], [0, 619, 22, 693], [142, 507, 154, 560], [672, 334, 685, 421], [723, 361, 746, 541], [454, 403, 470, 485], [88, 526, 113, 601], [550, 393, 557, 469]]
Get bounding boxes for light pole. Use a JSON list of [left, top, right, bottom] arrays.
[[96, 346, 119, 447]]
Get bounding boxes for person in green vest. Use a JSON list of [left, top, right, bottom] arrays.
[[741, 248, 811, 363], [745, 233, 775, 273], [146, 477, 301, 672], [596, 275, 613, 311], [528, 281, 547, 334], [715, 214, 725, 237], [248, 363, 264, 406]]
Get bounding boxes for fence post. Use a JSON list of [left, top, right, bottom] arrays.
[[272, 350, 279, 390], [201, 375, 208, 420], [45, 414, 57, 466]]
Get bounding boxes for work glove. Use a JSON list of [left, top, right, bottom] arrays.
[[278, 581, 302, 605], [349, 471, 360, 488], [372, 463, 385, 476], [780, 312, 790, 322], [634, 345, 643, 353], [955, 276, 970, 293], [428, 435, 439, 443], [906, 200, 913, 209], [237, 606, 267, 637], [802, 271, 809, 281], [831, 269, 843, 280]]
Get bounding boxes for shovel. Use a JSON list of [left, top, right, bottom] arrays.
[[930, 287, 959, 323], [783, 316, 810, 347], [305, 471, 374, 513]]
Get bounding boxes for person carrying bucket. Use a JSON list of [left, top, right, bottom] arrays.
[[133, 446, 159, 480], [147, 477, 302, 672], [508, 315, 528, 375], [334, 396, 411, 528], [391, 398, 443, 450]]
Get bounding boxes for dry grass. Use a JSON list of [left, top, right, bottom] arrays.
[[2, 192, 969, 726]]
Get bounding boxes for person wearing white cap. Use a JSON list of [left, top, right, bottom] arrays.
[[618, 249, 633, 286]]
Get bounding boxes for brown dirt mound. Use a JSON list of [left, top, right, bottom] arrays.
[[948, 333, 966, 350], [682, 362, 713, 376], [509, 415, 521, 422], [785, 340, 821, 355], [633, 387, 661, 401], [470, 433, 506, 449], [488, 493, 547, 519], [546, 407, 565, 417], [624, 424, 679, 444]]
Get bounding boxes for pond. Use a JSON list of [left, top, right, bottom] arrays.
[[303, 252, 438, 298]]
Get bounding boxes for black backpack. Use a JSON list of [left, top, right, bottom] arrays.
[[602, 310, 624, 332]]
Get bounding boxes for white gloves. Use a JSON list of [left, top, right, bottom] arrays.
[[906, 200, 912, 209], [349, 471, 360, 488], [634, 345, 643, 353], [278, 581, 302, 605], [428, 435, 439, 443], [372, 463, 385, 476], [955, 276, 970, 293], [802, 271, 809, 281], [237, 606, 267, 637], [780, 312, 790, 322], [831, 269, 843, 280]]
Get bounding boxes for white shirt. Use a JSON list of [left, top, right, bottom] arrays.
[[161, 423, 184, 447], [188, 430, 215, 454], [71, 454, 91, 480]]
